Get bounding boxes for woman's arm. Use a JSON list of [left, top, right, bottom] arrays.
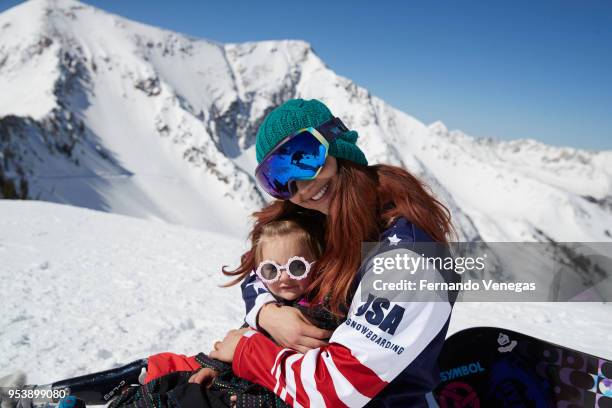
[[225, 245, 455, 407], [241, 272, 332, 351]]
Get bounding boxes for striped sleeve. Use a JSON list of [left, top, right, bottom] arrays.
[[233, 246, 454, 407], [240, 271, 277, 328]]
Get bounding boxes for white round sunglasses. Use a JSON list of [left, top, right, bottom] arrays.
[[255, 256, 315, 284]]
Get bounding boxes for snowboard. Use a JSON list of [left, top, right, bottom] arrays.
[[433, 327, 612, 408]]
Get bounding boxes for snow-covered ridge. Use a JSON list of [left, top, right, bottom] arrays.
[[0, 0, 611, 242]]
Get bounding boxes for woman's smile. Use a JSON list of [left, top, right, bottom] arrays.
[[294, 179, 333, 211], [310, 181, 330, 201], [291, 156, 338, 214]]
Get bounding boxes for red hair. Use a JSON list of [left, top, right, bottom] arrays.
[[222, 159, 454, 316]]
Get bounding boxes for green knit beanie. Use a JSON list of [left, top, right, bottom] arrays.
[[255, 99, 368, 166]]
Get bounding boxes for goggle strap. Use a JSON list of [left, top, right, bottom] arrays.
[[317, 117, 349, 142]]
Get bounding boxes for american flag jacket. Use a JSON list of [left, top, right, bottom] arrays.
[[236, 217, 458, 408]]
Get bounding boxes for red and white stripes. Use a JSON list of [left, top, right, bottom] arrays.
[[233, 332, 389, 407]]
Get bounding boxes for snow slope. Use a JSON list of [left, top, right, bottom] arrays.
[[0, 201, 610, 386], [0, 200, 246, 384], [0, 0, 610, 242]]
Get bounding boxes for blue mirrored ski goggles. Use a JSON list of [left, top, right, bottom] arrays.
[[255, 117, 348, 200]]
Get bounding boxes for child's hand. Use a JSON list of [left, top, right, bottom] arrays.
[[188, 367, 218, 388], [209, 327, 251, 363]]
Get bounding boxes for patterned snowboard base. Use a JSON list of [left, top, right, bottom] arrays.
[[433, 327, 612, 408]]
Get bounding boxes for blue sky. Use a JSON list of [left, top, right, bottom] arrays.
[[2, 0, 611, 150]]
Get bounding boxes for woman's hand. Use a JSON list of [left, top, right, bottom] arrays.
[[188, 367, 218, 387], [258, 303, 333, 353], [209, 327, 251, 363]]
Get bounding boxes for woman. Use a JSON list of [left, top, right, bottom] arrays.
[[201, 98, 459, 408]]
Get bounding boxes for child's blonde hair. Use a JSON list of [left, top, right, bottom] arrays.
[[254, 220, 324, 264]]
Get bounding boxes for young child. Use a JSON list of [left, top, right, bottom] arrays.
[[189, 218, 342, 388], [110, 218, 339, 408]]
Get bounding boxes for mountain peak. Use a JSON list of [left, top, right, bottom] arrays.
[[1, 0, 610, 243], [428, 120, 449, 135], [1, 0, 88, 20]]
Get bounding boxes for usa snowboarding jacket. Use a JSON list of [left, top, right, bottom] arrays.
[[238, 217, 458, 407]]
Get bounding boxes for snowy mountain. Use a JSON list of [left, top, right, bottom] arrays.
[[1, 200, 610, 384], [1, 0, 611, 241]]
